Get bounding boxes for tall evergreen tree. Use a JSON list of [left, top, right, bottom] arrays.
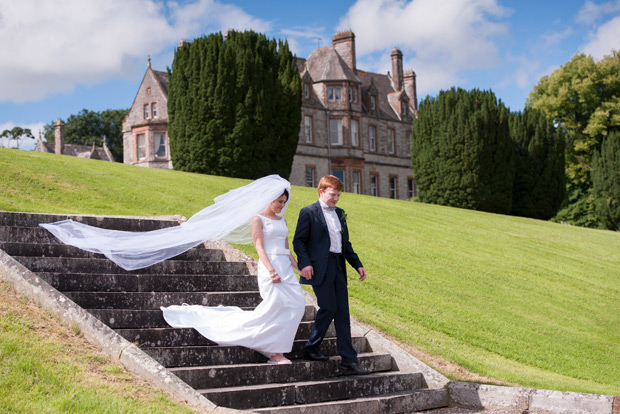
[[509, 108, 565, 220], [411, 88, 513, 214], [592, 131, 620, 231], [168, 31, 301, 179]]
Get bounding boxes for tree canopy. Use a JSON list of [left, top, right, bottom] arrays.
[[167, 30, 301, 179], [1, 127, 34, 149], [412, 88, 513, 214], [528, 50, 620, 188], [509, 108, 565, 220], [592, 131, 620, 231], [44, 108, 128, 162]]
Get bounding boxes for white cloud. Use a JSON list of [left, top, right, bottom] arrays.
[[336, 0, 511, 96], [0, 121, 46, 150], [576, 0, 620, 25], [0, 0, 271, 103], [541, 26, 575, 49], [580, 15, 620, 59]]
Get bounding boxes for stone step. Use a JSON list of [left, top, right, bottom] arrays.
[[111, 306, 316, 337], [200, 372, 423, 410], [168, 353, 393, 389], [99, 307, 326, 333], [253, 388, 449, 414], [37, 272, 258, 292], [144, 337, 370, 367], [65, 291, 261, 310], [13, 256, 250, 275], [0, 211, 179, 231], [0, 242, 226, 261]]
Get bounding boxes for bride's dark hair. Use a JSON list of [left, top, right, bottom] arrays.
[[280, 189, 289, 201]]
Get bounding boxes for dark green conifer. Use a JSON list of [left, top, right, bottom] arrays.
[[592, 131, 620, 230], [412, 88, 513, 214], [168, 31, 301, 179], [509, 108, 565, 220]]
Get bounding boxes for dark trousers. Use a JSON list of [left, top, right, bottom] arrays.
[[305, 252, 357, 364]]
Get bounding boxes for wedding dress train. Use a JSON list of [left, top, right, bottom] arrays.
[[161, 215, 305, 356]]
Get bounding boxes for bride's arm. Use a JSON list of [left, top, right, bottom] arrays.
[[251, 216, 281, 283], [285, 238, 299, 272]]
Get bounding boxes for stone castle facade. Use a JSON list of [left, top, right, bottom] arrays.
[[123, 32, 418, 199]]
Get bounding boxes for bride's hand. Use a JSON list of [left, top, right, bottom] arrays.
[[270, 271, 282, 283]]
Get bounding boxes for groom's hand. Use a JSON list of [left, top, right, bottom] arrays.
[[358, 267, 367, 282], [301, 265, 314, 280]]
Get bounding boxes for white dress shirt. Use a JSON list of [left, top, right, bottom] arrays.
[[319, 199, 342, 253]]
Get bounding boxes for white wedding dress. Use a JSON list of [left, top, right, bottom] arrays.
[[161, 215, 306, 356]]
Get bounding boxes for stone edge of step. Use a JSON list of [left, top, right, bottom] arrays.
[[0, 247, 244, 414]]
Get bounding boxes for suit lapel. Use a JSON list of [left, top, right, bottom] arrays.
[[313, 201, 328, 232]]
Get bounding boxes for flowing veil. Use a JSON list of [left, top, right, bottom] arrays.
[[40, 175, 291, 271]]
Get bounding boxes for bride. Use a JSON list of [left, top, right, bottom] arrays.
[[41, 175, 306, 364], [162, 187, 305, 364]]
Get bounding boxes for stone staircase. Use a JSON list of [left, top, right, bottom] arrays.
[[0, 211, 448, 413]]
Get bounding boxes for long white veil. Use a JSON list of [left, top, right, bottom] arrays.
[[40, 175, 291, 271]]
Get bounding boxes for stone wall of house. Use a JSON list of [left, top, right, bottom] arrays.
[[122, 68, 171, 169], [290, 103, 415, 200]]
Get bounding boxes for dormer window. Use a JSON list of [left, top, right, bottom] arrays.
[[402, 103, 407, 117], [304, 84, 310, 99], [143, 104, 149, 119], [151, 103, 157, 118], [370, 96, 376, 110]]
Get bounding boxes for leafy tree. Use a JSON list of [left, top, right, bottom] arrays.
[[43, 108, 128, 162], [168, 30, 301, 179], [509, 108, 565, 220], [1, 127, 34, 149], [411, 87, 513, 214], [592, 131, 620, 231], [527, 50, 620, 226]]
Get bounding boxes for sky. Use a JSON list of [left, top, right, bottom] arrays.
[[1, 0, 619, 150]]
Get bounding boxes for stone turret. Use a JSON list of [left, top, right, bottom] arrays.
[[332, 31, 356, 72], [391, 48, 403, 91], [403, 69, 418, 112], [53, 118, 65, 155]]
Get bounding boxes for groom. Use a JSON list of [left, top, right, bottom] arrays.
[[293, 175, 368, 375]]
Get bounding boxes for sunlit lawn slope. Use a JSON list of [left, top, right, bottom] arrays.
[[2, 148, 619, 396]]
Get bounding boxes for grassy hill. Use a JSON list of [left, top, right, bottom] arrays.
[[2, 148, 620, 398]]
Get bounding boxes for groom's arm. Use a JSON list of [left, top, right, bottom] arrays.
[[341, 210, 365, 280]]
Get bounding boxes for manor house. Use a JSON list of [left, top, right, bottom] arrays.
[[122, 31, 418, 199]]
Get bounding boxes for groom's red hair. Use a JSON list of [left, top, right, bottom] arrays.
[[318, 175, 343, 192]]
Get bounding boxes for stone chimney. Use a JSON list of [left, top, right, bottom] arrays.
[[53, 118, 65, 155], [391, 48, 404, 91], [332, 31, 356, 72], [403, 70, 418, 112]]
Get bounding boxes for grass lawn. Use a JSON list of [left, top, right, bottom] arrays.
[[2, 148, 620, 399], [0, 280, 204, 414]]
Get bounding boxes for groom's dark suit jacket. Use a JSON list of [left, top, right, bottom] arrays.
[[293, 201, 363, 286]]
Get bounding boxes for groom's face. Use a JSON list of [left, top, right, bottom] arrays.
[[319, 187, 341, 208]]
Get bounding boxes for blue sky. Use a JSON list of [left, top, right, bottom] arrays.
[[1, 0, 619, 150]]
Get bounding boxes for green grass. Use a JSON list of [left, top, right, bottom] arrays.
[[2, 148, 620, 397], [0, 281, 201, 414]]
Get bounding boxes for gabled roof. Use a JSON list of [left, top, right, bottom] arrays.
[[153, 70, 169, 96], [306, 47, 360, 83]]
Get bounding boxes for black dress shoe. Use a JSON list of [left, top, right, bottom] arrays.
[[340, 362, 370, 375], [303, 350, 329, 361]]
